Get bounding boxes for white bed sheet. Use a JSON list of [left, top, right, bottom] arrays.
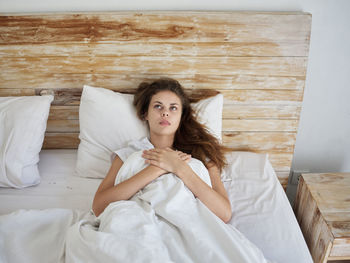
[[0, 149, 101, 215], [222, 152, 312, 262], [0, 149, 312, 263]]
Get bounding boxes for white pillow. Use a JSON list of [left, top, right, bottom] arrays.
[[0, 95, 54, 188], [76, 85, 223, 179]]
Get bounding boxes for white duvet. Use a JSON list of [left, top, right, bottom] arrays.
[[0, 150, 271, 263]]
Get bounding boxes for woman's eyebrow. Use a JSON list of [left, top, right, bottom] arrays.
[[153, 101, 179, 105]]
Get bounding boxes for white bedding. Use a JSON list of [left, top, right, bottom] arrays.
[[0, 150, 101, 215], [0, 149, 312, 263]]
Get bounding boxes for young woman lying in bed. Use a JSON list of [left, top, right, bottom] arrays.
[[0, 78, 272, 263], [81, 78, 270, 262], [92, 78, 232, 222]]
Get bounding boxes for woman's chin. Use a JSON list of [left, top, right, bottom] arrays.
[[153, 129, 177, 136]]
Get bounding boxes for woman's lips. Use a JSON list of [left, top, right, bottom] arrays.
[[159, 120, 170, 126]]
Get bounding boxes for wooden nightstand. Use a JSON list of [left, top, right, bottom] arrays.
[[294, 173, 350, 263]]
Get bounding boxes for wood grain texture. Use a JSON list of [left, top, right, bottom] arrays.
[[0, 73, 306, 90], [0, 12, 311, 46], [0, 41, 308, 58], [42, 133, 80, 149], [0, 56, 307, 76], [294, 173, 350, 262], [0, 11, 312, 186]]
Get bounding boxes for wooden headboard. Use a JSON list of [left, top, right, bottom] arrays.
[[0, 11, 311, 188]]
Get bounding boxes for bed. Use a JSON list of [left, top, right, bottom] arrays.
[[0, 11, 312, 262]]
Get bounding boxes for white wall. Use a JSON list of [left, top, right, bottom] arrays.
[[291, 1, 350, 173], [1, 0, 350, 173]]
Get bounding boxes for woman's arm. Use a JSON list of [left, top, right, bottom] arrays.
[[142, 149, 232, 223], [175, 162, 232, 223], [92, 155, 165, 217]]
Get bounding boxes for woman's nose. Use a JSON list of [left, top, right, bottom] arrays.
[[161, 111, 169, 117]]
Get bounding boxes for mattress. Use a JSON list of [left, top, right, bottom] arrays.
[[0, 149, 312, 263], [0, 149, 101, 215]]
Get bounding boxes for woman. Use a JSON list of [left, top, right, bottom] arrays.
[[74, 79, 269, 262], [92, 78, 232, 223]]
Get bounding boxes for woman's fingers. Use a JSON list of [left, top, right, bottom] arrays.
[[143, 148, 191, 164], [142, 148, 192, 174], [142, 150, 159, 160], [182, 154, 191, 163], [179, 152, 186, 159]]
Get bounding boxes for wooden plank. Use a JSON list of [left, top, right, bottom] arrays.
[[268, 153, 293, 171], [48, 106, 79, 120], [0, 56, 308, 76], [0, 12, 311, 45], [223, 104, 301, 119], [223, 132, 296, 153], [0, 88, 35, 96], [0, 73, 305, 90], [0, 41, 309, 57], [46, 120, 79, 132], [221, 89, 304, 104], [43, 133, 80, 149], [223, 119, 299, 132]]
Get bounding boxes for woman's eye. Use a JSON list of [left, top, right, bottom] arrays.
[[170, 106, 177, 111], [154, 104, 162, 109]]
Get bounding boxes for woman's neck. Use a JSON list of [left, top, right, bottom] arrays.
[[149, 133, 174, 149]]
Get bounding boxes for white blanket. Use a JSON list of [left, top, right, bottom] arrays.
[[0, 151, 271, 263]]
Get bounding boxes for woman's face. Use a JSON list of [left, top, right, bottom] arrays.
[[145, 90, 182, 137]]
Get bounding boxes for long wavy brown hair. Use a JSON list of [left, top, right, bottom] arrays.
[[133, 78, 228, 172]]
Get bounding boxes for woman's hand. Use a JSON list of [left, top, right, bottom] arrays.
[[142, 148, 191, 174]]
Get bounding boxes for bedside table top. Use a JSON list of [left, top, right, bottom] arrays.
[[302, 173, 350, 238]]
